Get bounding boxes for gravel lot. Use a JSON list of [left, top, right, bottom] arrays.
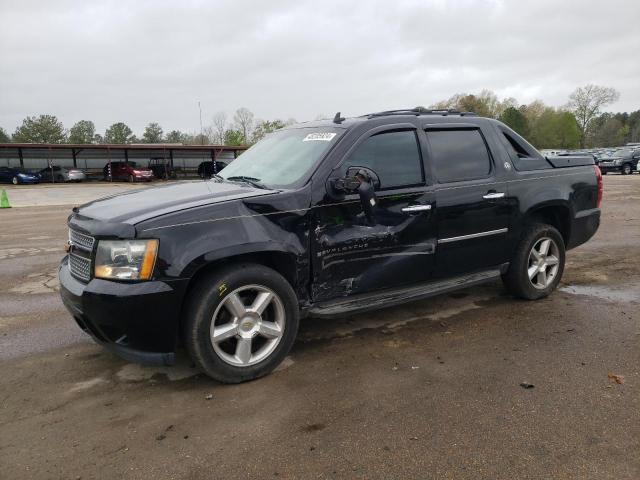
[[0, 177, 638, 479]]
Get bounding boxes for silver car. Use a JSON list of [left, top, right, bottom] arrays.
[[39, 165, 87, 182]]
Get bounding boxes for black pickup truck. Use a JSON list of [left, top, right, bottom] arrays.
[[59, 108, 602, 383]]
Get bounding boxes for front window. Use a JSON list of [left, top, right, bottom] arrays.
[[219, 127, 343, 188]]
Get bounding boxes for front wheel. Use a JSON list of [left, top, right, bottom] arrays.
[[128, 174, 135, 183], [183, 263, 299, 383], [502, 224, 565, 300], [12, 176, 18, 185], [622, 163, 632, 175]]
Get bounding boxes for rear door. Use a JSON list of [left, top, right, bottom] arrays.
[[311, 126, 437, 301], [424, 125, 511, 278]]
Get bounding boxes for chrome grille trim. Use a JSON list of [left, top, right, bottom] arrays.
[[69, 253, 92, 282], [69, 229, 95, 252]]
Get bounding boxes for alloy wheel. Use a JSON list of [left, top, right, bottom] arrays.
[[527, 237, 560, 289], [210, 284, 285, 367]]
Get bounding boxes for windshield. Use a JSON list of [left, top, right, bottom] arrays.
[[219, 127, 343, 188]]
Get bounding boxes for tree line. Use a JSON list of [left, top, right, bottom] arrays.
[[430, 85, 637, 149], [0, 107, 295, 147], [0, 85, 637, 149]]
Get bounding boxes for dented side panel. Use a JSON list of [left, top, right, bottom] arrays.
[[310, 189, 437, 301]]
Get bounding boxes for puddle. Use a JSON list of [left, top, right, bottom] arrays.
[[560, 284, 640, 303]]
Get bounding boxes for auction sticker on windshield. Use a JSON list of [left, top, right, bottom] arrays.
[[303, 132, 337, 142]]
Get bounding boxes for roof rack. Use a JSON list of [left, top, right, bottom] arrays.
[[365, 107, 476, 118]]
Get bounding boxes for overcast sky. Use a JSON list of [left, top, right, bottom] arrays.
[[1, 0, 638, 135]]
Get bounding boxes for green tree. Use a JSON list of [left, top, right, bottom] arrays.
[[104, 122, 135, 144], [93, 133, 104, 144], [567, 84, 619, 147], [0, 127, 10, 143], [142, 122, 163, 143], [431, 90, 516, 118], [499, 107, 528, 137], [165, 130, 186, 144], [223, 129, 244, 146], [528, 109, 580, 149], [251, 119, 286, 143], [68, 120, 96, 144], [591, 117, 628, 147], [13, 115, 66, 143]]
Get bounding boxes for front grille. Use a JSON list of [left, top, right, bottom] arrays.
[[69, 229, 95, 252], [69, 253, 92, 282]]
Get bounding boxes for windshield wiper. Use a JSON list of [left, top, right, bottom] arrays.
[[225, 176, 268, 189]]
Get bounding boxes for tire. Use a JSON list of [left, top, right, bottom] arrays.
[[183, 263, 299, 383], [128, 174, 135, 183], [56, 175, 64, 182], [12, 176, 18, 185], [502, 223, 565, 300], [622, 163, 632, 175]]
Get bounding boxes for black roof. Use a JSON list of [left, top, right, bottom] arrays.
[[288, 108, 483, 131]]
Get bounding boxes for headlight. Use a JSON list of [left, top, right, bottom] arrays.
[[94, 239, 158, 280], [613, 159, 622, 165]]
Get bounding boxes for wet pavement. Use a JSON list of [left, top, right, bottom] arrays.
[[0, 176, 638, 479]]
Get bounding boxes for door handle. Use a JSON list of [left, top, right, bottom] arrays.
[[483, 192, 505, 200], [402, 204, 432, 213]]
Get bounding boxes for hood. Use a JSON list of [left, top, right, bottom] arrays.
[[75, 180, 277, 224]]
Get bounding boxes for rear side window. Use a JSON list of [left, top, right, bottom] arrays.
[[343, 130, 423, 189], [426, 129, 492, 183]]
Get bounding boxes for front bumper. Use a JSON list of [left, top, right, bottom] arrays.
[[598, 164, 621, 173], [58, 255, 189, 366], [134, 173, 154, 181]]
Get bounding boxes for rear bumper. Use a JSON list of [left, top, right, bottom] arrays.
[[567, 208, 600, 250], [58, 255, 189, 366]]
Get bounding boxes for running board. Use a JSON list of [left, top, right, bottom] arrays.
[[308, 268, 503, 318]]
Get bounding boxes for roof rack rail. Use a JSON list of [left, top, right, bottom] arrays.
[[365, 107, 476, 118]]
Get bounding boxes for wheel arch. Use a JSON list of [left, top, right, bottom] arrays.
[[177, 247, 306, 344], [523, 202, 572, 246]]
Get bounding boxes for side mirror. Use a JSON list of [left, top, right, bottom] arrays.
[[329, 166, 380, 223]]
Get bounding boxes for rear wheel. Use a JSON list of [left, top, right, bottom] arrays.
[[12, 176, 18, 185], [183, 263, 299, 383], [502, 223, 565, 300], [128, 174, 135, 183]]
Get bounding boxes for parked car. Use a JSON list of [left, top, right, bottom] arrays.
[[102, 161, 153, 182], [197, 161, 228, 178], [60, 108, 601, 383], [39, 165, 87, 183], [597, 149, 640, 175], [148, 158, 177, 180], [0, 166, 40, 184]]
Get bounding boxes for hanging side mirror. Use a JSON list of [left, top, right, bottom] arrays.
[[329, 166, 380, 222]]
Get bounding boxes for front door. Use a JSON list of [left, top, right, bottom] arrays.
[[311, 128, 437, 302], [424, 126, 510, 278]]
